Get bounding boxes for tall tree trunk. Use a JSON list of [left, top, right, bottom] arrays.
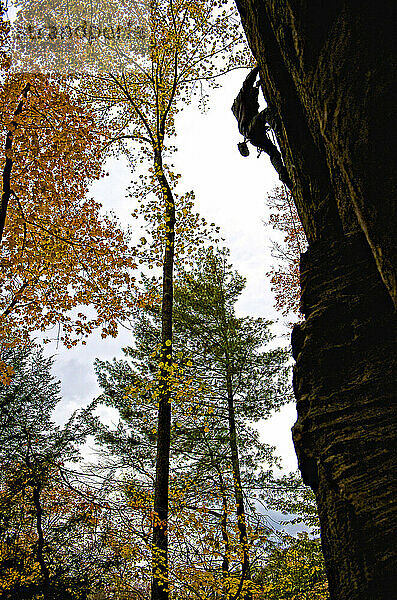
[[151, 151, 175, 600], [234, 2, 397, 598], [220, 477, 230, 600], [32, 484, 50, 600], [1, 82, 30, 244], [24, 438, 50, 600], [226, 373, 252, 600], [210, 454, 231, 600]]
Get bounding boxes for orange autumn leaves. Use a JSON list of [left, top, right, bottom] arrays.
[[266, 187, 307, 319], [0, 74, 138, 351]]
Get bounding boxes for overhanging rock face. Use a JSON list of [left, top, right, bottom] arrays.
[[234, 0, 397, 308], [234, 1, 397, 597], [291, 232, 396, 598]]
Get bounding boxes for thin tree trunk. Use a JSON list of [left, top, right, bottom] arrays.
[[1, 82, 30, 244], [226, 373, 252, 600], [32, 484, 51, 600], [204, 434, 232, 599], [151, 151, 175, 600], [24, 434, 50, 600], [219, 472, 231, 600], [208, 448, 231, 600]]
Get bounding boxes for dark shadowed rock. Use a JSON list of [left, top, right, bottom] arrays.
[[234, 2, 397, 598]]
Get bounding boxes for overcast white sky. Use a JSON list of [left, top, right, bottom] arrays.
[[49, 70, 298, 474]]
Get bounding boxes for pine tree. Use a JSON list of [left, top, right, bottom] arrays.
[[91, 247, 292, 597]]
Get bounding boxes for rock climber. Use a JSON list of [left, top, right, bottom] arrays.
[[232, 66, 292, 189]]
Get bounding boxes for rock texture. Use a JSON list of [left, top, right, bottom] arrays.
[[292, 232, 396, 598], [234, 1, 397, 598]]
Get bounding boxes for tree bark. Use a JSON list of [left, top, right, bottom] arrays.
[[24, 437, 50, 600], [1, 82, 30, 244], [226, 373, 252, 600], [234, 2, 397, 598], [208, 449, 231, 599], [220, 483, 230, 599], [151, 152, 175, 600], [32, 484, 51, 600]]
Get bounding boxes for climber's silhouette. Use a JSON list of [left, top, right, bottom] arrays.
[[232, 66, 292, 189]]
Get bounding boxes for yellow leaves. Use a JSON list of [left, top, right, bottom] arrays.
[[0, 462, 105, 595], [0, 541, 42, 591]]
